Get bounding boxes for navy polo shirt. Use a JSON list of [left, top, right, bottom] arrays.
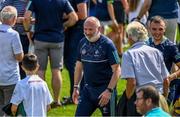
[[77, 35, 120, 87], [95, 0, 114, 21], [29, 0, 74, 43], [146, 37, 180, 72]]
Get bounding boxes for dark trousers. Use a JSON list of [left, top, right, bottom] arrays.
[[64, 21, 84, 97], [116, 91, 141, 116], [19, 35, 29, 79], [75, 85, 114, 116]]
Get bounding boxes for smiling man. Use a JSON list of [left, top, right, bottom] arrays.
[[146, 16, 180, 105], [72, 16, 121, 116]]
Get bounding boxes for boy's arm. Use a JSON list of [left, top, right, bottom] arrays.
[[11, 104, 18, 116]]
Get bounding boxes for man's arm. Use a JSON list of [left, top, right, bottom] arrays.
[[107, 2, 118, 30], [98, 64, 121, 107], [121, 0, 129, 14], [168, 62, 180, 81], [137, 0, 152, 20], [163, 78, 169, 98], [63, 11, 78, 28], [15, 53, 24, 62], [11, 104, 18, 116], [126, 78, 136, 99], [23, 10, 32, 32], [77, 2, 87, 20], [72, 61, 83, 104]]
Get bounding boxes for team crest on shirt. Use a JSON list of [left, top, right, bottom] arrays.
[[82, 49, 86, 55]]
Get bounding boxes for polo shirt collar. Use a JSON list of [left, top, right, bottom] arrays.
[[131, 41, 146, 48], [151, 36, 168, 44], [0, 24, 12, 32]]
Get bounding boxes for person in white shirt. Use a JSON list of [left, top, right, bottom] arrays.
[[11, 54, 53, 116]]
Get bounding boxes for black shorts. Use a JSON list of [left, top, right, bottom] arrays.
[[113, 0, 126, 24]]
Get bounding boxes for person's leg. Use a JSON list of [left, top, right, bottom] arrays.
[[0, 85, 16, 116], [0, 86, 4, 116], [49, 42, 64, 105], [63, 25, 84, 104], [51, 69, 62, 103], [165, 18, 178, 43], [75, 88, 96, 116], [34, 40, 48, 80], [19, 35, 29, 79]]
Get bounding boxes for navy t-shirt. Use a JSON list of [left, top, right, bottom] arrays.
[[146, 37, 180, 72], [29, 0, 74, 43], [148, 0, 178, 19], [95, 0, 113, 21], [77, 35, 120, 87]]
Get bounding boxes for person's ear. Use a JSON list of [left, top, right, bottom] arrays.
[[145, 98, 152, 106]]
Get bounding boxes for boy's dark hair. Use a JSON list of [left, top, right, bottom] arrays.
[[137, 85, 160, 106], [22, 54, 38, 71], [150, 15, 167, 26]]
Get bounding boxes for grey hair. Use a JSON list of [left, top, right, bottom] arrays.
[[126, 21, 148, 42], [0, 6, 17, 22], [84, 16, 101, 28]]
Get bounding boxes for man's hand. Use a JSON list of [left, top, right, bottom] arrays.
[[98, 89, 112, 107], [72, 88, 79, 104]]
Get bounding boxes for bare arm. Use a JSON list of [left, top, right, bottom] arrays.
[[63, 11, 78, 28], [72, 61, 83, 104], [15, 53, 24, 62], [121, 0, 129, 14], [168, 62, 180, 81], [126, 78, 136, 99], [107, 2, 116, 21], [23, 10, 32, 31], [163, 78, 169, 98], [11, 104, 18, 116], [98, 64, 121, 107], [137, 0, 152, 19], [77, 3, 87, 20]]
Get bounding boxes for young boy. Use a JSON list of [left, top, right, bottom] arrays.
[[10, 54, 53, 116]]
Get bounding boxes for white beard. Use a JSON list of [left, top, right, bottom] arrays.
[[84, 32, 100, 42]]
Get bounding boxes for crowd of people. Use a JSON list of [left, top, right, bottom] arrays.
[[0, 0, 180, 116]]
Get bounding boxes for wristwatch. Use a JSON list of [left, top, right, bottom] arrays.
[[106, 88, 113, 93]]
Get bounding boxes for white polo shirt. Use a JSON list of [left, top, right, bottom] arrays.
[[11, 75, 53, 116]]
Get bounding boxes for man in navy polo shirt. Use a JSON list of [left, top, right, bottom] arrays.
[[137, 0, 178, 43], [24, 0, 78, 108], [72, 17, 121, 116], [146, 16, 180, 105], [63, 0, 88, 105]]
